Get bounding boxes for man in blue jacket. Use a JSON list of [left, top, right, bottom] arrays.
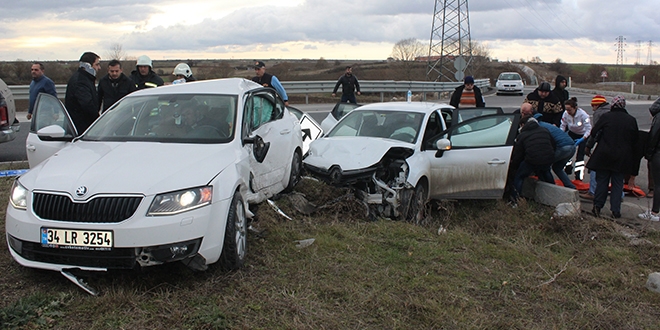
[[27, 62, 57, 120]]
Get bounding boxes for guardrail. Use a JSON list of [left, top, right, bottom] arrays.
[[8, 79, 490, 104]]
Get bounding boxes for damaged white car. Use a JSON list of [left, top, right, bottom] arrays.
[[303, 102, 519, 221], [7, 78, 302, 283]]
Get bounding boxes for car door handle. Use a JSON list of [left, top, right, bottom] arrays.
[[487, 159, 506, 165], [280, 129, 291, 135], [26, 144, 36, 152]]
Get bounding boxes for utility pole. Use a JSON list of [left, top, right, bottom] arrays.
[[648, 40, 654, 66], [427, 0, 472, 82]]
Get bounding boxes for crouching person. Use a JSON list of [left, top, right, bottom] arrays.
[[509, 116, 556, 202]]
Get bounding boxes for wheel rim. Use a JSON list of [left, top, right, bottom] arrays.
[[234, 199, 247, 260]]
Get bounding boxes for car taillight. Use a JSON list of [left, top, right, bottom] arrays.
[[0, 105, 8, 126]]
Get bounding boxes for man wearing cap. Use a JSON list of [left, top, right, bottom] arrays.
[[523, 82, 563, 127], [585, 95, 639, 218], [580, 95, 611, 200], [449, 76, 485, 108], [252, 61, 289, 106], [130, 55, 164, 90]]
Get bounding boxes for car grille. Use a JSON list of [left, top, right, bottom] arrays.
[[33, 193, 143, 223], [17, 240, 137, 269]]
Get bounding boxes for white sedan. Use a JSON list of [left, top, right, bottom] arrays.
[[303, 102, 519, 222], [7, 78, 303, 276]]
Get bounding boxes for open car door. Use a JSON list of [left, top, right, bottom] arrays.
[[25, 93, 78, 168]]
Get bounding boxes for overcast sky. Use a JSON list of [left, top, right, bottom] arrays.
[[1, 0, 657, 65]]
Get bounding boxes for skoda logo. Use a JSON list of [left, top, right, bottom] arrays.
[[75, 186, 88, 197]]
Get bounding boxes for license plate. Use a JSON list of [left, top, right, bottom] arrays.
[[41, 227, 113, 250]]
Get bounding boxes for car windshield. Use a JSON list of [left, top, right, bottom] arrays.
[[327, 110, 425, 143], [83, 94, 237, 143], [498, 73, 522, 80]]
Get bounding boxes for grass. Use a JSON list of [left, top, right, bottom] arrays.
[[2, 169, 660, 329]]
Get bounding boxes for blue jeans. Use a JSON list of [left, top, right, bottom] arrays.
[[553, 145, 576, 189], [512, 161, 553, 200], [589, 169, 597, 195], [594, 169, 624, 214]]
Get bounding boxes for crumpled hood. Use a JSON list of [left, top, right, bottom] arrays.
[[304, 136, 414, 171], [20, 141, 237, 199]]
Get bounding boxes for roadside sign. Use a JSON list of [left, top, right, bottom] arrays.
[[601, 70, 608, 78], [299, 114, 323, 154]]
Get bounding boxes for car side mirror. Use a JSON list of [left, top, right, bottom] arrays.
[[434, 138, 451, 158], [244, 134, 270, 163], [37, 125, 74, 142]]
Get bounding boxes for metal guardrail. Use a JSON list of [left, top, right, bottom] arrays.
[[8, 79, 490, 103]]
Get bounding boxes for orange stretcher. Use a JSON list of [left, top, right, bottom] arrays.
[[552, 179, 646, 197]]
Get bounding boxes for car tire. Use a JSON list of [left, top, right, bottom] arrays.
[[219, 191, 247, 270], [284, 150, 302, 192], [406, 182, 427, 224]]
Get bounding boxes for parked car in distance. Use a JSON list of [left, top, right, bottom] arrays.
[[496, 72, 525, 96], [303, 102, 519, 222], [320, 102, 362, 133], [0, 78, 20, 144], [7, 78, 303, 278]]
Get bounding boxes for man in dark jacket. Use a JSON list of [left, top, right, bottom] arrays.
[[509, 116, 556, 201], [332, 66, 361, 104], [585, 95, 639, 218], [523, 82, 563, 127], [130, 55, 164, 90], [449, 76, 485, 108], [552, 75, 569, 110], [253, 61, 289, 106], [98, 60, 137, 113], [65, 52, 101, 133]]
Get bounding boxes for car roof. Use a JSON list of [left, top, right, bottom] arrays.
[[354, 101, 453, 114], [129, 78, 262, 96]]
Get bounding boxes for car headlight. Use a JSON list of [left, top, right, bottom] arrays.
[[9, 179, 28, 210], [147, 186, 213, 216]]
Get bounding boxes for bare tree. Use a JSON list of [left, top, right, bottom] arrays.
[[390, 38, 426, 80], [105, 43, 128, 61], [470, 40, 491, 76]]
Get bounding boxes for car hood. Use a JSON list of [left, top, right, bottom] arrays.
[[304, 136, 414, 171], [20, 141, 237, 197]]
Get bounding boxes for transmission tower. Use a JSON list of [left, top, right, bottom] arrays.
[[648, 40, 654, 65], [615, 36, 626, 65], [635, 40, 642, 65], [426, 0, 472, 82]]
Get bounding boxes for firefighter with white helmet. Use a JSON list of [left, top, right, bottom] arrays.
[[130, 55, 164, 89], [172, 63, 196, 84]]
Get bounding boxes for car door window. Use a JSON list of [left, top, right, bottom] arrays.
[[30, 93, 76, 137], [244, 91, 283, 133], [449, 114, 517, 148]]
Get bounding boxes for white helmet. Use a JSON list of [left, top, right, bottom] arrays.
[[173, 63, 192, 78], [136, 55, 152, 68]]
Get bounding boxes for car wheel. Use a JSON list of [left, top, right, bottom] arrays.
[[406, 183, 427, 224], [219, 191, 247, 270], [284, 150, 302, 192]]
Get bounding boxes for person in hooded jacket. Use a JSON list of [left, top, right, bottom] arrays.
[[509, 116, 556, 202], [130, 55, 164, 90], [65, 52, 101, 133], [639, 97, 660, 221], [523, 82, 563, 127], [552, 75, 569, 110], [585, 95, 639, 218], [98, 59, 137, 113]]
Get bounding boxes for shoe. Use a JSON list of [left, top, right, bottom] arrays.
[[612, 212, 621, 219], [638, 211, 660, 222], [580, 192, 594, 200], [592, 206, 601, 217], [647, 190, 654, 199]]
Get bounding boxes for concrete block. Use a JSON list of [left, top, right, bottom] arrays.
[[521, 177, 580, 207]]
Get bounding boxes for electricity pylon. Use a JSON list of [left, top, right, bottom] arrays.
[[426, 0, 472, 82]]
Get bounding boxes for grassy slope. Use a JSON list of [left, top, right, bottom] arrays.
[[2, 172, 660, 329]]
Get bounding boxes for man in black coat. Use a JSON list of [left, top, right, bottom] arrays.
[[523, 82, 563, 127], [552, 75, 569, 110], [98, 60, 137, 113], [585, 95, 639, 218], [332, 66, 361, 104], [65, 52, 101, 133], [130, 55, 164, 90], [509, 116, 556, 201], [449, 76, 485, 108]]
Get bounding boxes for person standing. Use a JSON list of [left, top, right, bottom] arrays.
[[580, 95, 611, 200], [640, 97, 660, 221], [523, 82, 563, 127], [252, 61, 289, 106], [27, 62, 57, 120], [552, 75, 569, 110], [585, 95, 639, 218], [65, 52, 101, 133], [332, 66, 361, 104], [97, 60, 137, 113], [449, 76, 485, 108], [130, 55, 164, 90], [561, 97, 592, 181]]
